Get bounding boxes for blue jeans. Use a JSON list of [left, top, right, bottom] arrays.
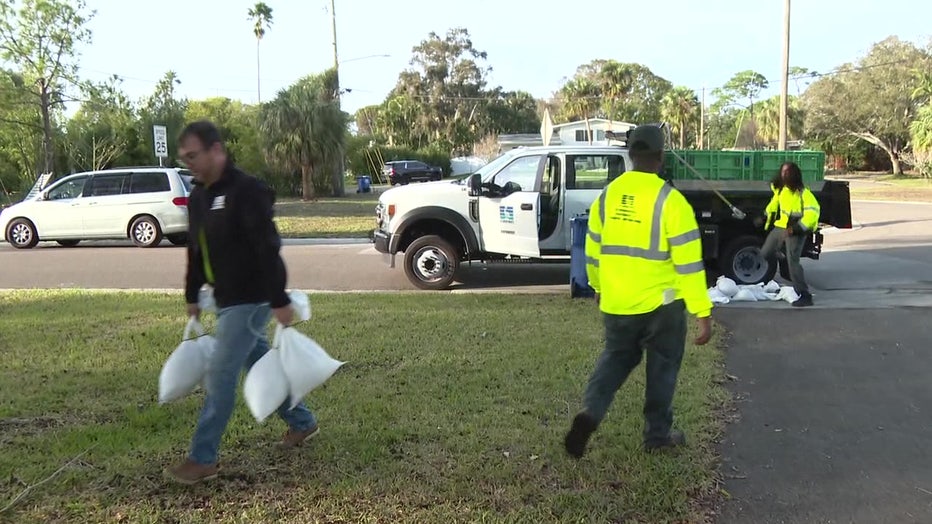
[[189, 303, 317, 465]]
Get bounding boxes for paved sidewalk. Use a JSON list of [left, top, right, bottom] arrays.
[[716, 308, 932, 524]]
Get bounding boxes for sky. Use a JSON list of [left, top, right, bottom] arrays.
[[72, 0, 932, 117]]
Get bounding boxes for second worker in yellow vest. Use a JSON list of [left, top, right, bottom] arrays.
[[565, 125, 713, 459], [759, 161, 820, 307]]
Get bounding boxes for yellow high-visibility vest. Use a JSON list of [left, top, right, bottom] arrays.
[[585, 171, 712, 318], [764, 187, 820, 231]]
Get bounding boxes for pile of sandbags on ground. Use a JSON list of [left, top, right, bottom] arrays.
[[709, 276, 800, 305]]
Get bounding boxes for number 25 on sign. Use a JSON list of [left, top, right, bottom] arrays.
[[153, 125, 168, 159]]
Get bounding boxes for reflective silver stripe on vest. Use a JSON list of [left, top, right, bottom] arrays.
[[668, 228, 700, 247], [675, 260, 705, 275], [600, 182, 673, 261], [601, 245, 670, 261], [598, 189, 607, 225], [587, 229, 601, 243], [586, 256, 600, 267]]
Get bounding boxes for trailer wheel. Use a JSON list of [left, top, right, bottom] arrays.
[[719, 235, 777, 285]]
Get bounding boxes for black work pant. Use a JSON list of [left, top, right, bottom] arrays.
[[760, 226, 810, 296], [582, 300, 687, 445]]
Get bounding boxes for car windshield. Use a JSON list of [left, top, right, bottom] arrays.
[[454, 150, 520, 184]]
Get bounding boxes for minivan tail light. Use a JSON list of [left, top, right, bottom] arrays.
[[172, 196, 188, 206]]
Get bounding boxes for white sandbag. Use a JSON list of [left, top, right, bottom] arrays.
[[275, 324, 345, 409], [716, 276, 739, 297], [708, 287, 731, 304], [732, 288, 759, 302], [763, 280, 781, 293], [776, 286, 801, 304], [747, 283, 776, 301], [288, 290, 311, 321], [159, 317, 210, 404], [243, 349, 289, 422]]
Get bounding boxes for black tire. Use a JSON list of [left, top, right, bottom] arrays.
[[6, 218, 38, 249], [718, 234, 777, 285], [166, 233, 188, 246], [130, 216, 163, 248], [403, 235, 459, 290], [57, 240, 80, 247]]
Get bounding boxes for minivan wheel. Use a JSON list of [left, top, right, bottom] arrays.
[[130, 216, 163, 247], [7, 218, 38, 249], [403, 235, 459, 290]]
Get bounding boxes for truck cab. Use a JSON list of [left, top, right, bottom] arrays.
[[373, 146, 624, 289], [372, 144, 852, 291]]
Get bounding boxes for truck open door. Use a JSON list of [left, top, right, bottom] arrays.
[[476, 191, 541, 257]]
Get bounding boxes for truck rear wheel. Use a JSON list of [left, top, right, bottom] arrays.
[[719, 235, 777, 285], [403, 235, 459, 290]]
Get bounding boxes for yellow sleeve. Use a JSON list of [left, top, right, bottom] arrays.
[[801, 188, 821, 231], [664, 190, 712, 318], [764, 189, 779, 229], [585, 191, 605, 293]]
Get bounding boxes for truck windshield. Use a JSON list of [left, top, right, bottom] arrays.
[[455, 151, 519, 184]]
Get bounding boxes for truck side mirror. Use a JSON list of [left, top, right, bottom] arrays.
[[468, 173, 482, 196]]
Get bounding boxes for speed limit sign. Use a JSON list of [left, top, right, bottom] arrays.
[[153, 125, 168, 158]]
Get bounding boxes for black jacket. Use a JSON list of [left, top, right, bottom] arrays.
[[184, 162, 290, 309]]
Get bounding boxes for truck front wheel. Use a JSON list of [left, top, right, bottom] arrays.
[[719, 235, 777, 285], [403, 235, 459, 290]]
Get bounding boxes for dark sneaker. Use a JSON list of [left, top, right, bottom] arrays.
[[644, 429, 686, 453], [278, 424, 319, 449], [564, 412, 598, 459], [164, 459, 219, 485], [791, 294, 814, 307]]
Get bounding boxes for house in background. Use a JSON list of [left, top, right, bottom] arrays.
[[497, 118, 637, 152]]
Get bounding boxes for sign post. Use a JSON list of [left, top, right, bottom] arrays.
[[153, 125, 168, 167]]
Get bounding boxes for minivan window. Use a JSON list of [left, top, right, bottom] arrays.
[[46, 177, 88, 200], [129, 172, 170, 193], [88, 174, 127, 196]]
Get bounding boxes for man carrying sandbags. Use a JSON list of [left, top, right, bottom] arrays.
[[164, 120, 319, 485]]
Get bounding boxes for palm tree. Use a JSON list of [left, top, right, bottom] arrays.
[[660, 86, 699, 148], [747, 95, 805, 147], [911, 70, 932, 106], [248, 3, 274, 102], [560, 78, 599, 143], [599, 61, 632, 126], [260, 71, 346, 200]]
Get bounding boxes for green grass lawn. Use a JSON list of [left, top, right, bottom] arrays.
[[274, 193, 379, 239], [0, 291, 727, 523]]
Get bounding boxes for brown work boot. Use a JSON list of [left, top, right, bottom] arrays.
[[163, 459, 219, 485], [278, 424, 320, 449]]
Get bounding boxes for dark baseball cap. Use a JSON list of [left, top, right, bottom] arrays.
[[626, 125, 665, 153]]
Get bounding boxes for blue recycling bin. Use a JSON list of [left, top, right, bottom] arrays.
[[356, 175, 372, 193], [570, 215, 596, 298]]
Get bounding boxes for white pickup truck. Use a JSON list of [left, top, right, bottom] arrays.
[[371, 144, 852, 291]]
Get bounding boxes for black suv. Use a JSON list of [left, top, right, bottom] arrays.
[[383, 160, 443, 185]]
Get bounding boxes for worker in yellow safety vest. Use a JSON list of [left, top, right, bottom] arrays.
[[758, 161, 821, 307], [564, 125, 713, 458]]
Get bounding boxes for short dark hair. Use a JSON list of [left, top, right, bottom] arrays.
[[781, 162, 804, 191], [178, 120, 223, 149]]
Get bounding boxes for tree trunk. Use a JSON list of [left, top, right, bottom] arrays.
[[256, 39, 262, 102], [585, 117, 593, 144], [302, 165, 315, 201], [850, 131, 903, 175], [39, 82, 54, 175], [679, 123, 686, 149]]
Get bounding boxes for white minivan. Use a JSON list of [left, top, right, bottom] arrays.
[[0, 167, 193, 249]]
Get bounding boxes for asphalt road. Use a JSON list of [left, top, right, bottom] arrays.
[[1, 201, 930, 303]]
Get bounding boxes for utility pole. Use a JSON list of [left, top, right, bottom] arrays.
[[778, 0, 791, 150], [330, 0, 345, 196], [700, 87, 706, 149]]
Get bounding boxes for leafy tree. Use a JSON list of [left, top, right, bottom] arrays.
[[660, 86, 700, 148], [802, 36, 932, 174], [137, 71, 188, 166], [712, 70, 769, 148], [64, 75, 135, 172], [556, 60, 672, 124], [559, 77, 599, 142], [0, 0, 94, 175], [260, 69, 347, 200], [247, 2, 273, 102], [186, 97, 265, 176]]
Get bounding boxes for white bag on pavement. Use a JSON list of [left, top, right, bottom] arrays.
[[243, 349, 289, 423], [716, 276, 739, 297], [275, 324, 344, 409], [159, 317, 214, 404]]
